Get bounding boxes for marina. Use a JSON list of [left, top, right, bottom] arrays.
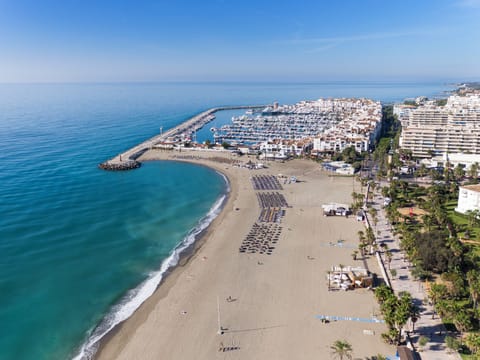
[[99, 105, 265, 170], [100, 98, 383, 172], [213, 98, 382, 149]]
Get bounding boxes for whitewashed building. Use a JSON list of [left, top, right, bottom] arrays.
[[259, 139, 313, 158], [455, 184, 480, 214], [421, 153, 480, 175]]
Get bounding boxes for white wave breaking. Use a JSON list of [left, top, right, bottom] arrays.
[[72, 175, 229, 360]]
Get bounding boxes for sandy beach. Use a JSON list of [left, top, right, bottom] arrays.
[[95, 149, 394, 360]]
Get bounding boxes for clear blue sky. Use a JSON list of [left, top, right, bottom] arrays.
[[0, 0, 479, 82]]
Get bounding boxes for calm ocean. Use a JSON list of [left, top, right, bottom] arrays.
[[0, 81, 453, 360]]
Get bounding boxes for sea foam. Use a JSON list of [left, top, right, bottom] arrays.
[[72, 172, 229, 360]]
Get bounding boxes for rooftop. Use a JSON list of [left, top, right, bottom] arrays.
[[462, 184, 480, 192]]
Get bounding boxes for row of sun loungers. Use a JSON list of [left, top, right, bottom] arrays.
[[258, 208, 285, 223], [172, 154, 240, 165], [208, 156, 240, 164], [256, 192, 289, 208], [251, 175, 283, 190], [239, 223, 282, 255]]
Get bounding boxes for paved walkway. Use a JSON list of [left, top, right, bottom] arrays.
[[369, 186, 460, 360]]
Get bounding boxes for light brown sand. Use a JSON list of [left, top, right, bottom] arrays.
[[95, 149, 394, 360], [397, 207, 428, 217]]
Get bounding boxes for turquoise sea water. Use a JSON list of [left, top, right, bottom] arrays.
[[0, 82, 453, 360]]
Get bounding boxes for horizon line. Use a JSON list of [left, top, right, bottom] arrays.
[[0, 79, 472, 86]]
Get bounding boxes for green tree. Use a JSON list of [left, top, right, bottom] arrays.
[[465, 332, 480, 354], [428, 283, 448, 319], [453, 309, 472, 333], [416, 163, 428, 177], [385, 250, 393, 270], [393, 292, 414, 343], [468, 162, 479, 181], [414, 231, 459, 273], [378, 290, 414, 345], [418, 335, 428, 351], [390, 268, 397, 279], [465, 209, 480, 228], [467, 270, 480, 310], [445, 335, 460, 354], [365, 227, 376, 248], [454, 164, 465, 181], [330, 340, 353, 360], [441, 271, 467, 299], [358, 242, 367, 257], [357, 230, 365, 243], [375, 285, 393, 304], [409, 302, 420, 333], [436, 99, 447, 106]]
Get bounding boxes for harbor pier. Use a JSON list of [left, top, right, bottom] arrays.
[[99, 105, 266, 171]]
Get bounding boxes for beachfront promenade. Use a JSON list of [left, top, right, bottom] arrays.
[[369, 183, 460, 359], [99, 105, 265, 170]]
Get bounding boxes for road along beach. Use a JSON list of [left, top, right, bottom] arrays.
[[95, 149, 394, 360]]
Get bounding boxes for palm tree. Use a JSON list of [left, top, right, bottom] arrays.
[[453, 309, 472, 334], [385, 250, 393, 270], [454, 164, 465, 182], [445, 335, 460, 354], [374, 284, 393, 304], [468, 162, 479, 181], [351, 250, 358, 260], [467, 270, 480, 310], [394, 292, 414, 344], [365, 227, 376, 253], [465, 332, 480, 355], [330, 339, 353, 360], [418, 335, 428, 352], [358, 242, 367, 257], [429, 283, 447, 319], [409, 304, 420, 333], [357, 230, 365, 244]]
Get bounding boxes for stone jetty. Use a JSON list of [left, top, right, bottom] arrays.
[[99, 160, 141, 171], [99, 105, 266, 171]]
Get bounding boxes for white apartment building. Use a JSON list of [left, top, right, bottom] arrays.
[[313, 118, 381, 154], [393, 104, 416, 127], [456, 184, 480, 214], [399, 93, 480, 158], [421, 153, 480, 174], [312, 99, 382, 155], [259, 139, 313, 158]]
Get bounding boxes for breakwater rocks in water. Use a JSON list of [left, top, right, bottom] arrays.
[[99, 160, 141, 171]]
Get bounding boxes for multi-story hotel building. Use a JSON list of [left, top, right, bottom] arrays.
[[399, 93, 480, 158]]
